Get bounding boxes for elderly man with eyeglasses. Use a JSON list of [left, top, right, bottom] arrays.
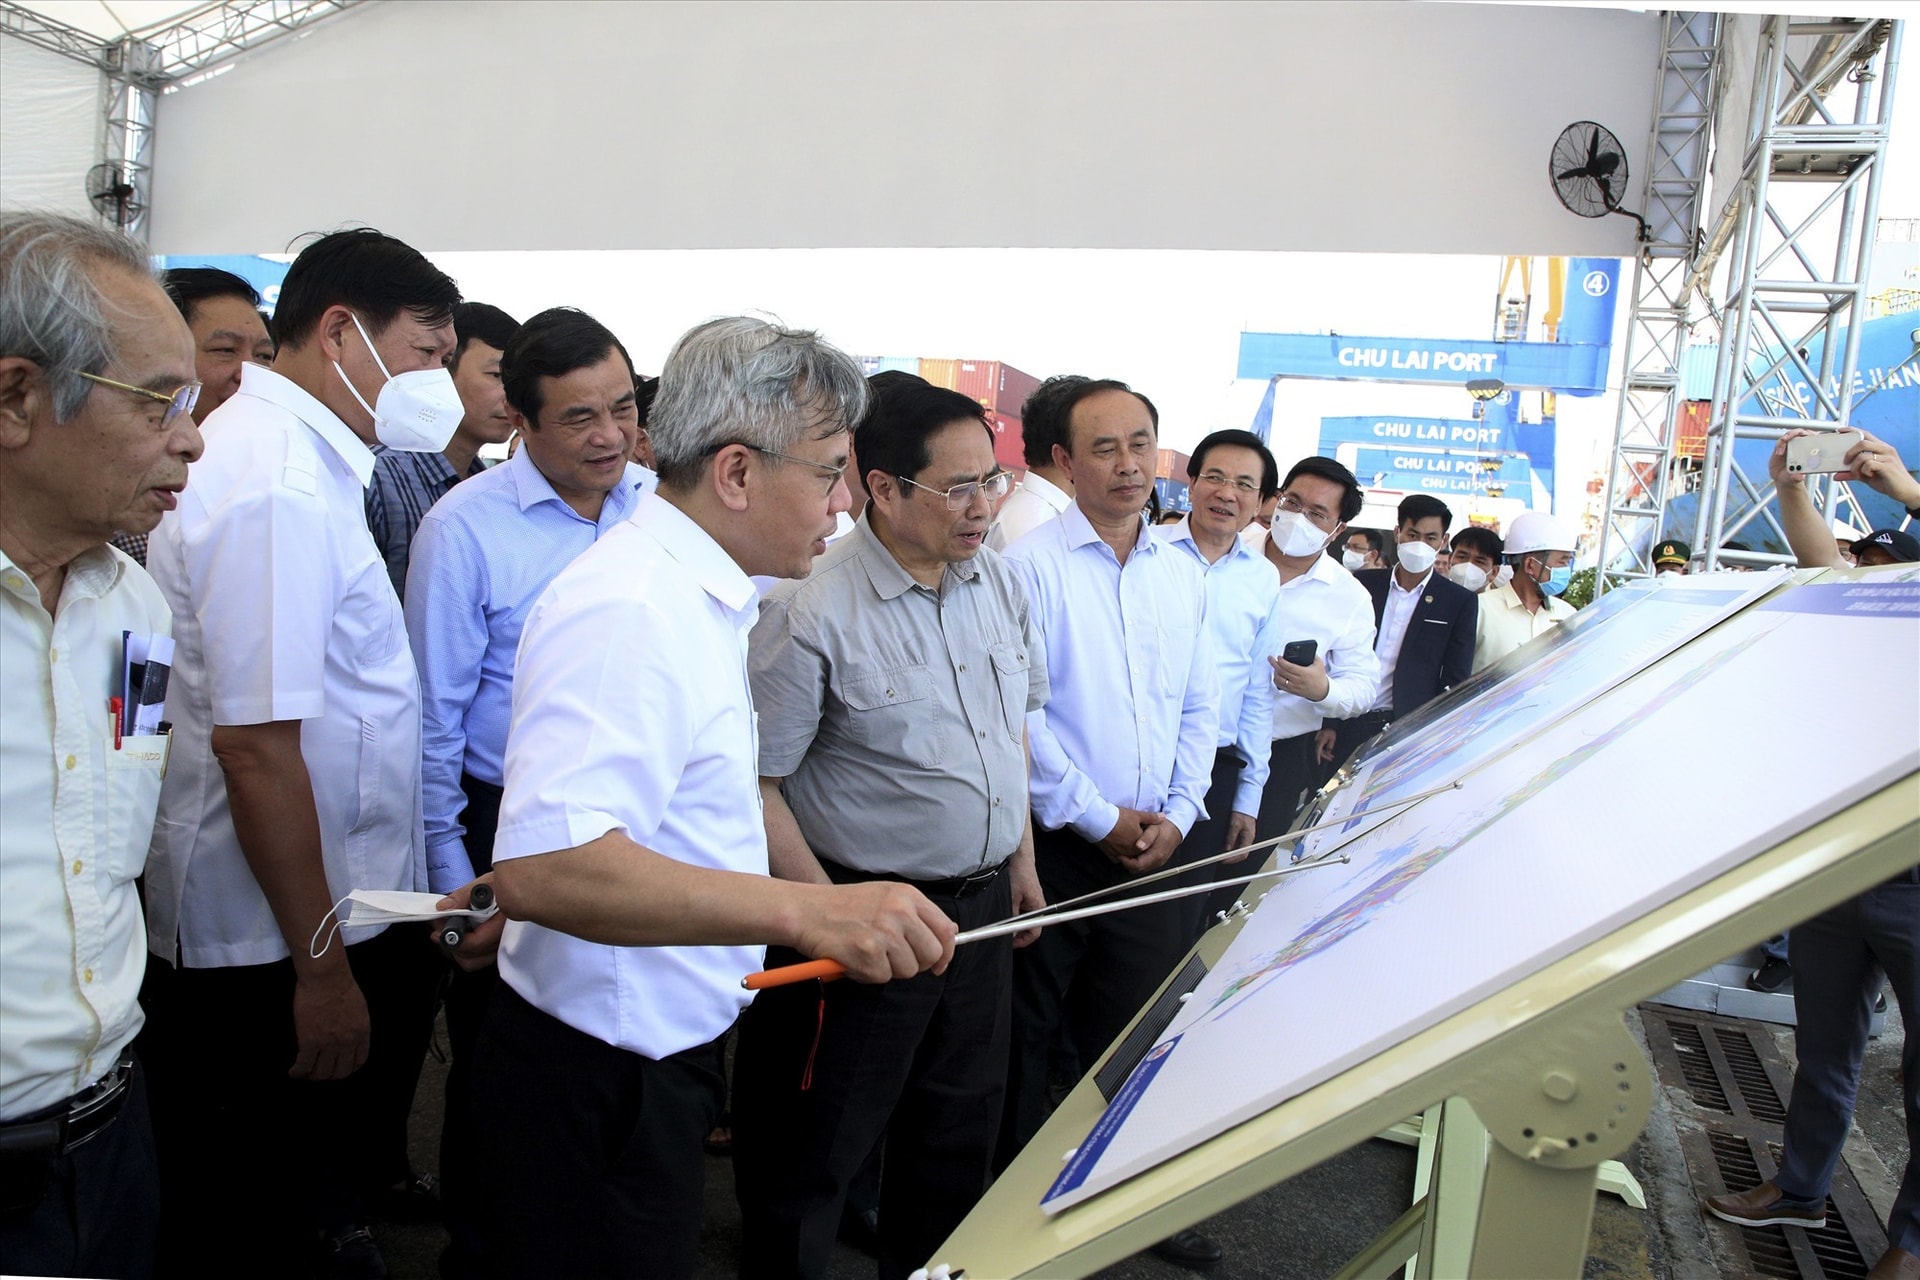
[[0, 211, 202, 1279]]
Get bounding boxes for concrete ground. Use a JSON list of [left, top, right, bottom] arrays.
[[373, 999, 1908, 1279]]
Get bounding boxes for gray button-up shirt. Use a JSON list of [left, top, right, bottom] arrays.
[[751, 514, 1049, 879]]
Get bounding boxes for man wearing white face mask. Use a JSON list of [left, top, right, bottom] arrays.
[[1447, 525, 1505, 595], [142, 229, 459, 1276], [1321, 494, 1477, 775], [1246, 456, 1380, 847], [1472, 509, 1578, 673]]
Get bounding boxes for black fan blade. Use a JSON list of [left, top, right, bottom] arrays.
[[1595, 174, 1614, 208], [1586, 128, 1601, 168], [1592, 151, 1621, 177], [1558, 166, 1593, 181]]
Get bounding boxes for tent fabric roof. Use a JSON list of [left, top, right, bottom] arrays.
[[15, 1, 214, 40]]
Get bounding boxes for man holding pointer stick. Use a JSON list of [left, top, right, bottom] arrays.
[[468, 319, 955, 1280]]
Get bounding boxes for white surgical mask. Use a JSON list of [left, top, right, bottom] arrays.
[[309, 889, 499, 958], [1341, 548, 1367, 571], [1270, 509, 1333, 558], [1657, 568, 1683, 578], [1395, 540, 1438, 575], [1448, 562, 1488, 593], [333, 313, 463, 452], [1494, 564, 1515, 588]]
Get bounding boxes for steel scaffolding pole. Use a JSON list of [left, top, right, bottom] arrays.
[[1593, 11, 1719, 592], [1693, 16, 1900, 570]]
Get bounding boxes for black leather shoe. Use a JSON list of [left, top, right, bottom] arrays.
[[317, 1225, 389, 1280], [369, 1170, 441, 1222], [1151, 1228, 1223, 1270]]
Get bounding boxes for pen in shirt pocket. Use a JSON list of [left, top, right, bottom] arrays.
[[109, 696, 123, 750]]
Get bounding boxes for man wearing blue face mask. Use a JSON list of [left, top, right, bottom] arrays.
[[1471, 509, 1578, 673], [141, 229, 460, 1277]]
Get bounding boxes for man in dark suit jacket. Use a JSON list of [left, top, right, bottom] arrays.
[[1320, 494, 1478, 775]]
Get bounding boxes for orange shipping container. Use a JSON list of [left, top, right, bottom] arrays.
[[917, 358, 960, 390], [1155, 448, 1192, 482], [986, 412, 1027, 473]]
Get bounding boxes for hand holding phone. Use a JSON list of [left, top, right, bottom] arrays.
[[1785, 429, 1864, 475]]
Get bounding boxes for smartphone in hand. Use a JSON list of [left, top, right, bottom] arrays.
[[1281, 639, 1318, 666]]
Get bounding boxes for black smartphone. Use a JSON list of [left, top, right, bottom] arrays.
[[1281, 639, 1318, 666]]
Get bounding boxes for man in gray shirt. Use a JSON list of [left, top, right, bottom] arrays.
[[734, 371, 1048, 1280]]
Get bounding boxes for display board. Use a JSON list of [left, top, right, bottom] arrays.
[[1042, 568, 1920, 1212]]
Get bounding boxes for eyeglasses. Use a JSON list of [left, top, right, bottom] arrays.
[[1195, 469, 1260, 495], [745, 444, 847, 484], [76, 371, 201, 432], [898, 470, 1013, 511], [1278, 492, 1336, 527]]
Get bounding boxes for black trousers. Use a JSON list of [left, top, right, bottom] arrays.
[[0, 1057, 160, 1280], [1325, 709, 1393, 781], [471, 982, 727, 1280], [1000, 823, 1190, 1163], [1231, 732, 1324, 924], [440, 771, 504, 1280], [733, 871, 1012, 1280], [1167, 748, 1246, 947], [139, 921, 442, 1275]]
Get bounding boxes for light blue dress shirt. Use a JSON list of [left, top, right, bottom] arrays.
[[1006, 503, 1220, 842], [1157, 516, 1281, 816], [404, 448, 652, 892]]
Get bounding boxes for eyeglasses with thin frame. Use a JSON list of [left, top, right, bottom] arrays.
[[897, 470, 1013, 511], [1278, 491, 1337, 528], [1195, 469, 1260, 496], [743, 444, 848, 485], [75, 371, 201, 432]]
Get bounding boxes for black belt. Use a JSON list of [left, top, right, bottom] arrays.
[[0, 1056, 134, 1159], [821, 857, 1009, 899]]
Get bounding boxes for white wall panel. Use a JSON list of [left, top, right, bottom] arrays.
[[148, 1, 1661, 257], [1, 32, 102, 219]]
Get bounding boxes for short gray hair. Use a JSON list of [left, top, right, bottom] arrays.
[[0, 211, 154, 422], [650, 316, 869, 489]]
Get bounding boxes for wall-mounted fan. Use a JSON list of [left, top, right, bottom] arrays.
[[1549, 121, 1648, 242], [85, 163, 143, 229]]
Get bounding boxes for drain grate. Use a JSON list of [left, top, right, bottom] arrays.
[[1641, 1005, 1887, 1280]]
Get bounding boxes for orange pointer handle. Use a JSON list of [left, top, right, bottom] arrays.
[[741, 958, 848, 990]]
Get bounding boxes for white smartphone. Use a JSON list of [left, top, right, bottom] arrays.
[[1784, 429, 1864, 474]]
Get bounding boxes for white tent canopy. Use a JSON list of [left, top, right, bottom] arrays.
[[5, 1, 1662, 259]]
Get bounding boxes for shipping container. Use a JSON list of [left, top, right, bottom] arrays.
[[955, 360, 1043, 419], [1155, 449, 1192, 483], [1153, 476, 1192, 515], [917, 358, 961, 390], [987, 412, 1027, 474], [1674, 400, 1710, 460]]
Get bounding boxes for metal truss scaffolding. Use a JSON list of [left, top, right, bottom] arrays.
[[1592, 11, 1720, 593], [0, 0, 361, 241], [1693, 16, 1902, 570]]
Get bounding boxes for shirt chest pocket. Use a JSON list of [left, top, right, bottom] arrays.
[[102, 734, 169, 881], [987, 644, 1030, 742], [840, 665, 945, 769], [341, 555, 405, 667]]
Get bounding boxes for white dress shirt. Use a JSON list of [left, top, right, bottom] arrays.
[[146, 363, 424, 968], [1473, 582, 1576, 672], [493, 493, 765, 1060], [1, 546, 168, 1118], [1006, 504, 1220, 841], [1243, 530, 1381, 740], [1157, 516, 1280, 815], [987, 471, 1072, 552], [1369, 568, 1432, 713]]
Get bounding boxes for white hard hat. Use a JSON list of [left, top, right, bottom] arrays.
[[1504, 511, 1576, 556]]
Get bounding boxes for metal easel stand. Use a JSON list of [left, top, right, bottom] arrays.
[[1338, 1012, 1655, 1280]]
